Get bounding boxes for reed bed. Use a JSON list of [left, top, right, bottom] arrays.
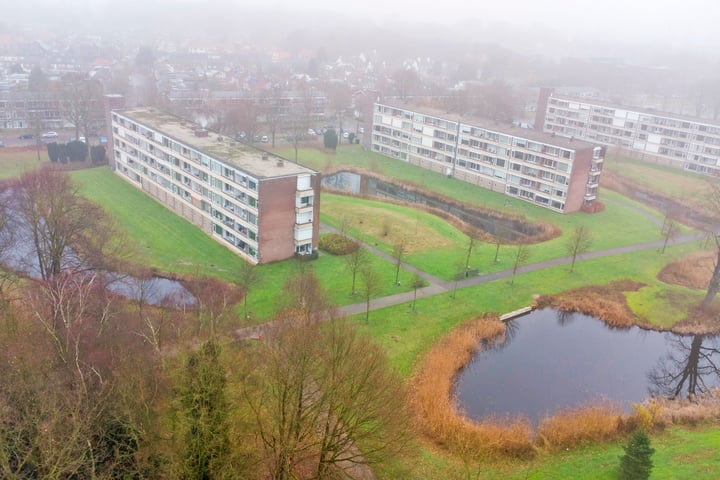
[[534, 280, 644, 328], [410, 315, 535, 459], [536, 401, 622, 451]]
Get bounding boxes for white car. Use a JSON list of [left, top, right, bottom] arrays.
[[41, 131, 59, 139]]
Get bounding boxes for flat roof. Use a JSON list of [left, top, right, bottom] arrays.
[[115, 108, 317, 179], [378, 101, 599, 151]]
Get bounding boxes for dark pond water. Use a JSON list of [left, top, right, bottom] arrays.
[[3, 232, 194, 308], [454, 308, 720, 424], [322, 171, 544, 242], [105, 273, 196, 308]]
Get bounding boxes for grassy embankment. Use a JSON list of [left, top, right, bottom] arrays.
[[71, 167, 417, 321], [604, 150, 712, 204]]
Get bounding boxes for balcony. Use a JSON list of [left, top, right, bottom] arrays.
[[296, 203, 314, 214]]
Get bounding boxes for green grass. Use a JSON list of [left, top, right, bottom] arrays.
[[604, 151, 711, 203], [71, 167, 416, 320], [397, 424, 720, 479], [319, 188, 683, 281], [0, 148, 47, 179]]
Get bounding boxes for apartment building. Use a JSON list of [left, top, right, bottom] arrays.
[[536, 88, 720, 176], [0, 91, 63, 130], [111, 108, 320, 264], [371, 102, 605, 213]]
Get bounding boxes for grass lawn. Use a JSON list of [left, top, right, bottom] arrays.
[[320, 188, 687, 281], [0, 147, 47, 179], [71, 167, 416, 320], [405, 425, 720, 479], [604, 151, 711, 204]]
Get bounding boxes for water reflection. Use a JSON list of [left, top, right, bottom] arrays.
[[453, 308, 720, 424], [105, 273, 195, 308], [648, 335, 720, 399]]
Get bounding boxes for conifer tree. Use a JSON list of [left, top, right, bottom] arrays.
[[618, 429, 655, 480]]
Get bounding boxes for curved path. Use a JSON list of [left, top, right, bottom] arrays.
[[318, 223, 704, 317]]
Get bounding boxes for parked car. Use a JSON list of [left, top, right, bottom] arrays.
[[261, 135, 269, 143], [41, 131, 58, 139], [18, 133, 34, 139], [70, 136, 86, 143]]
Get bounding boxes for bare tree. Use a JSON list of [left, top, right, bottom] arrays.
[[464, 229, 479, 273], [314, 319, 409, 478], [61, 74, 104, 151], [10, 168, 129, 281], [344, 244, 368, 295], [659, 214, 679, 255], [339, 215, 351, 238], [186, 276, 242, 339], [248, 308, 408, 480], [493, 222, 509, 263], [702, 180, 720, 309], [565, 225, 593, 273], [237, 260, 262, 320], [287, 83, 315, 162], [510, 244, 531, 285], [360, 264, 381, 323], [411, 274, 427, 311], [262, 86, 284, 148], [392, 238, 407, 286]]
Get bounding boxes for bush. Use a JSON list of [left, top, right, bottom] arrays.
[[318, 233, 358, 256]]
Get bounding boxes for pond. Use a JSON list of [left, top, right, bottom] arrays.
[[3, 231, 195, 308], [322, 170, 547, 242], [453, 308, 720, 424]]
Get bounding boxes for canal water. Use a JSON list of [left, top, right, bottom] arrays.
[[322, 170, 545, 242], [453, 308, 720, 423]]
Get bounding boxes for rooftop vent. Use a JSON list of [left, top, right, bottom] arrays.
[[262, 152, 269, 161], [277, 159, 284, 167], [194, 129, 208, 137], [217, 136, 224, 142]]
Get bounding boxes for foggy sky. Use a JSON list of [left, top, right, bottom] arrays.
[[5, 0, 720, 54], [238, 0, 719, 49]]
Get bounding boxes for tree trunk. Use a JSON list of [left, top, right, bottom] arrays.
[[702, 247, 720, 309]]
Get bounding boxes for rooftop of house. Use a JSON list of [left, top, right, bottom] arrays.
[[115, 107, 317, 179], [377, 100, 599, 151]]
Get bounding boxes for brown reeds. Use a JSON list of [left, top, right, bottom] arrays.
[[410, 314, 535, 459], [411, 310, 720, 462], [657, 251, 714, 290], [534, 280, 645, 328], [535, 401, 622, 451]]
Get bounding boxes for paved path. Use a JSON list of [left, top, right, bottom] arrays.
[[238, 223, 704, 325]]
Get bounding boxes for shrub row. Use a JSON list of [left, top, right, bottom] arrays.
[[318, 233, 358, 255]]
